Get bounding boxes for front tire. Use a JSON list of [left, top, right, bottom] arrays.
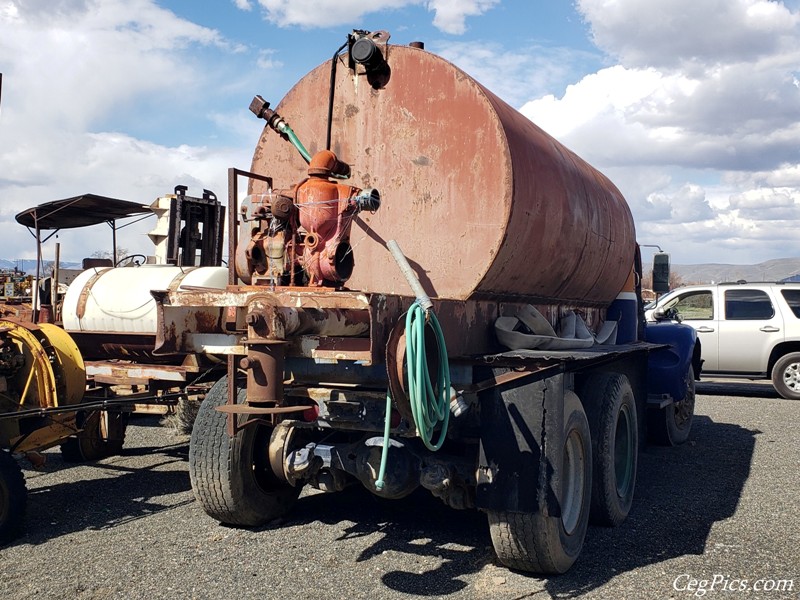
[[0, 450, 26, 545], [582, 373, 638, 527], [649, 366, 695, 446], [772, 353, 800, 400], [488, 390, 591, 574], [189, 376, 300, 527]]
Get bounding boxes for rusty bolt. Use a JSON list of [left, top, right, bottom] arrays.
[[239, 357, 255, 370]]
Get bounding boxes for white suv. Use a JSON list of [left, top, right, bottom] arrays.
[[645, 282, 800, 399]]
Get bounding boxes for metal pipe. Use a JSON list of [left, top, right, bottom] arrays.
[[387, 240, 433, 311], [53, 242, 60, 308], [33, 213, 40, 323], [243, 342, 286, 404]]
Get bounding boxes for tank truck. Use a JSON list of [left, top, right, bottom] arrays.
[[150, 30, 700, 574]]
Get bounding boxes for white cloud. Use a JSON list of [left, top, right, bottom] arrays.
[[256, 48, 283, 70], [428, 0, 499, 35], [645, 184, 715, 223], [577, 0, 799, 69], [0, 0, 254, 261], [249, 0, 497, 34], [513, 1, 800, 262]]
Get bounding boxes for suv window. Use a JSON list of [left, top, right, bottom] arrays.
[[781, 289, 800, 318], [665, 290, 713, 320], [724, 289, 774, 320]]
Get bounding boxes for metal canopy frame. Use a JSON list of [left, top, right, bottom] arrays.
[[14, 194, 153, 321]]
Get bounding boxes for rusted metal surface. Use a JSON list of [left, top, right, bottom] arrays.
[[249, 44, 635, 307], [152, 279, 607, 364], [234, 153, 379, 288], [68, 332, 177, 362], [152, 286, 374, 358], [241, 341, 285, 403], [84, 360, 200, 385], [76, 268, 112, 319]]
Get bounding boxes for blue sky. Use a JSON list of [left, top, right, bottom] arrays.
[[1, 0, 799, 268]]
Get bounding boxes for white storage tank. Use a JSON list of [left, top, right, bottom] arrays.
[[63, 265, 228, 332]]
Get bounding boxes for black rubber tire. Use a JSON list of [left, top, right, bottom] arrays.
[[649, 365, 696, 446], [189, 376, 301, 527], [61, 410, 128, 462], [771, 352, 800, 400], [582, 373, 638, 527], [0, 450, 26, 545], [488, 390, 592, 574]]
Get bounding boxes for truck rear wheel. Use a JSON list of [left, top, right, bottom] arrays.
[[583, 373, 637, 527], [189, 376, 300, 527], [487, 390, 591, 574], [771, 352, 800, 400], [649, 366, 695, 446], [0, 450, 26, 545]]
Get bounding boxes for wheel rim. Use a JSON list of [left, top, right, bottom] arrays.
[[614, 404, 634, 497], [562, 428, 586, 535], [782, 361, 800, 392]]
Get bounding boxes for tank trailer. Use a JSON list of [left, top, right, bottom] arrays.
[[151, 30, 700, 574]]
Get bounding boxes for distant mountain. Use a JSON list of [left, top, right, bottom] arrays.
[[672, 258, 800, 284], [4, 256, 800, 284], [0, 259, 82, 275]]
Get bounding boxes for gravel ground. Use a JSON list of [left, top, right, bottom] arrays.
[[1, 382, 798, 600]]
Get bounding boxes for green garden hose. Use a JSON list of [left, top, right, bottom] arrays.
[[280, 124, 312, 163], [375, 300, 451, 491], [405, 302, 451, 451]]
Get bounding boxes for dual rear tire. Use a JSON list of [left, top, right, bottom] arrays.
[[488, 390, 592, 574], [488, 373, 639, 574]]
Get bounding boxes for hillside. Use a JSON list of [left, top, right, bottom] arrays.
[[5, 257, 800, 284], [672, 258, 800, 284]]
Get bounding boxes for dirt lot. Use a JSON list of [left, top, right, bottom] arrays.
[[1, 382, 798, 600]]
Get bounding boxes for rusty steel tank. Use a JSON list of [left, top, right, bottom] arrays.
[[249, 34, 635, 307]]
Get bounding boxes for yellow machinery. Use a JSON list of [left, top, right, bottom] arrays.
[[0, 318, 125, 544]]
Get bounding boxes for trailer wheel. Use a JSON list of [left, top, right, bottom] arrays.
[[0, 450, 26, 545], [189, 376, 300, 527], [771, 352, 800, 400], [649, 366, 695, 446], [61, 409, 128, 462], [582, 373, 637, 527], [488, 390, 591, 574]]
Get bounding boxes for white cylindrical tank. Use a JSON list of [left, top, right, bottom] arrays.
[[62, 266, 228, 333]]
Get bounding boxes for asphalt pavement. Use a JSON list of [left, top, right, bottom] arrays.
[[1, 381, 798, 600]]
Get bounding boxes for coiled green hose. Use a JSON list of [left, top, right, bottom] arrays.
[[375, 301, 451, 491]]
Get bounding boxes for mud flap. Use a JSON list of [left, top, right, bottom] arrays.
[[476, 373, 565, 517]]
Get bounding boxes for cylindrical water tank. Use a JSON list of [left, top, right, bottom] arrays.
[[250, 43, 635, 307], [63, 266, 228, 333]]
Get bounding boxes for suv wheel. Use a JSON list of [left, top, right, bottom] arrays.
[[772, 352, 800, 400]]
